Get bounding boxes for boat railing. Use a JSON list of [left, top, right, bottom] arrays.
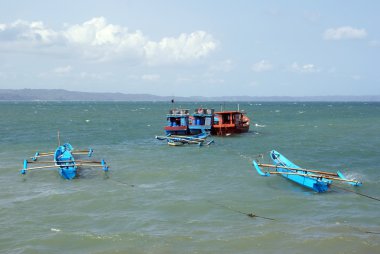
[[193, 108, 214, 114], [169, 109, 189, 115]]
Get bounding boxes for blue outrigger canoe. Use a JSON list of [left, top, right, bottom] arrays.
[[21, 143, 108, 180], [54, 143, 78, 179], [253, 150, 361, 193]]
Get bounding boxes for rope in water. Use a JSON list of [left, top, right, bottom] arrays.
[[207, 200, 275, 221], [105, 175, 135, 187], [332, 185, 380, 202], [349, 225, 380, 235]]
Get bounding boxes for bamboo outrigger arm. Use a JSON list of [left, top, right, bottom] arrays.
[[30, 149, 93, 160], [257, 163, 339, 176], [20, 158, 108, 175]]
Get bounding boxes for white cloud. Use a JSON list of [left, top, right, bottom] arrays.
[[63, 17, 147, 62], [0, 17, 218, 64], [64, 17, 124, 46], [144, 30, 218, 65], [207, 77, 225, 84], [323, 26, 367, 40], [369, 40, 380, 47], [252, 60, 273, 72], [291, 62, 320, 73], [80, 71, 112, 80], [209, 59, 234, 72], [0, 19, 59, 44], [53, 65, 72, 74], [141, 74, 160, 81]]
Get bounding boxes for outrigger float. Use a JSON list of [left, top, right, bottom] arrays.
[[155, 132, 214, 146], [21, 142, 108, 180], [253, 150, 361, 193]]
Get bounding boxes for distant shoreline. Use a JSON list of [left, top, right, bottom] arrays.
[[1, 89, 379, 102]]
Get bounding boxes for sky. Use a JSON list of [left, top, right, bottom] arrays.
[[0, 0, 379, 97]]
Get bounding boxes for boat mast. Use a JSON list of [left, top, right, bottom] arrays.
[[57, 130, 61, 146]]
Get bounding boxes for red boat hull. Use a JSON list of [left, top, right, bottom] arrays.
[[212, 111, 250, 136]]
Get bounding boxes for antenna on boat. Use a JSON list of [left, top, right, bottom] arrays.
[[170, 97, 175, 111], [238, 104, 240, 111], [57, 130, 61, 146]]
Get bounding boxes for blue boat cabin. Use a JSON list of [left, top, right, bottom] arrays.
[[189, 108, 214, 135], [164, 109, 190, 135]]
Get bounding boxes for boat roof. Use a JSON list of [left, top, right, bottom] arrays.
[[214, 111, 246, 114], [166, 114, 189, 117]]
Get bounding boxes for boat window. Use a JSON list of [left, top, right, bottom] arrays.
[[223, 115, 229, 123], [214, 116, 219, 125]]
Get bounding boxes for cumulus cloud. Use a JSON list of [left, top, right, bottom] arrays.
[[291, 62, 320, 73], [0, 19, 59, 44], [252, 60, 273, 72], [144, 31, 218, 65], [323, 26, 367, 40], [0, 17, 218, 64]]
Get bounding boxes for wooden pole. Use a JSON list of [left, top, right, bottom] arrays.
[[169, 135, 206, 141], [30, 154, 52, 159], [23, 163, 106, 171], [23, 165, 60, 171], [265, 171, 361, 184], [26, 160, 102, 164], [76, 163, 107, 167], [34, 152, 54, 156], [72, 150, 92, 154], [258, 163, 338, 176]]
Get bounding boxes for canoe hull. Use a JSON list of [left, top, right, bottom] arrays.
[[58, 166, 77, 180], [54, 143, 78, 180], [270, 150, 331, 193]]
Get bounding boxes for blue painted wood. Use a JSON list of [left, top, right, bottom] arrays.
[[252, 161, 270, 176], [269, 150, 331, 193], [337, 170, 362, 186], [189, 108, 214, 135], [54, 143, 77, 180]]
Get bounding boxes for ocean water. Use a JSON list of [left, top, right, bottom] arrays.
[[0, 101, 379, 254]]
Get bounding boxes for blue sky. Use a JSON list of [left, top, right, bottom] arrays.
[[0, 0, 379, 96]]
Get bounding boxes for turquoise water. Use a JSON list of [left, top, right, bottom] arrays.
[[0, 101, 379, 253]]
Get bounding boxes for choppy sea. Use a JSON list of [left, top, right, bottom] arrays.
[[0, 101, 379, 254]]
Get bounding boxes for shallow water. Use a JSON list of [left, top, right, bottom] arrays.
[[0, 101, 379, 253]]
